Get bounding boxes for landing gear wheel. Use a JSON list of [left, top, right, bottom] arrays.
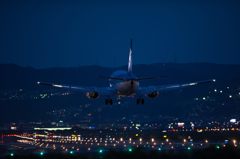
[[137, 95, 144, 105], [141, 98, 144, 105], [105, 99, 108, 105], [137, 99, 140, 105], [105, 96, 113, 105]]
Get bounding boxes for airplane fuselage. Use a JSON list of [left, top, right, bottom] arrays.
[[110, 70, 139, 97]]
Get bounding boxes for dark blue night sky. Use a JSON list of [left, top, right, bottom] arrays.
[[0, 0, 240, 68]]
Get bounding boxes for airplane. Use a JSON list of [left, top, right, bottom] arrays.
[[37, 38, 215, 105]]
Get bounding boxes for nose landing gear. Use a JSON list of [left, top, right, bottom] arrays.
[[105, 96, 113, 105], [137, 95, 144, 105], [117, 96, 121, 101]]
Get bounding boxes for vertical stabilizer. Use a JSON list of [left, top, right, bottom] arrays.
[[128, 38, 132, 77]]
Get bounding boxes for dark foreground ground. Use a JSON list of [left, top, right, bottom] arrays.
[[1, 144, 240, 159]]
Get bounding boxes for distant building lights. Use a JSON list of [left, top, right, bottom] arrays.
[[214, 89, 217, 92], [229, 95, 232, 98], [203, 97, 206, 100], [220, 90, 222, 93], [227, 87, 229, 89]]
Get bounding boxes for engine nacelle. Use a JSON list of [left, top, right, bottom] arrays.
[[145, 91, 159, 98], [86, 92, 100, 99]]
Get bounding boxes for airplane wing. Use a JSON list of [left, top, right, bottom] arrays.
[[37, 82, 116, 95], [137, 79, 215, 95]]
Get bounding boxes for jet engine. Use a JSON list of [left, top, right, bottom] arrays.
[[145, 91, 159, 98], [86, 92, 100, 99]]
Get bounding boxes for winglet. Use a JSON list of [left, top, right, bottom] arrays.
[[128, 38, 132, 77]]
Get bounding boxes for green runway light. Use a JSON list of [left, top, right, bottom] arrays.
[[40, 152, 44, 155], [70, 151, 73, 154], [99, 150, 103, 153], [158, 148, 161, 151], [129, 148, 132, 152], [216, 145, 220, 149], [188, 147, 191, 150], [10, 153, 14, 156]]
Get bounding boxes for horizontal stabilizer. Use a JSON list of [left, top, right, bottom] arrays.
[[135, 75, 168, 81], [92, 75, 168, 81], [92, 76, 127, 81]]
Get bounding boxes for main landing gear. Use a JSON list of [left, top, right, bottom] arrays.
[[137, 95, 144, 105], [105, 96, 113, 105]]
